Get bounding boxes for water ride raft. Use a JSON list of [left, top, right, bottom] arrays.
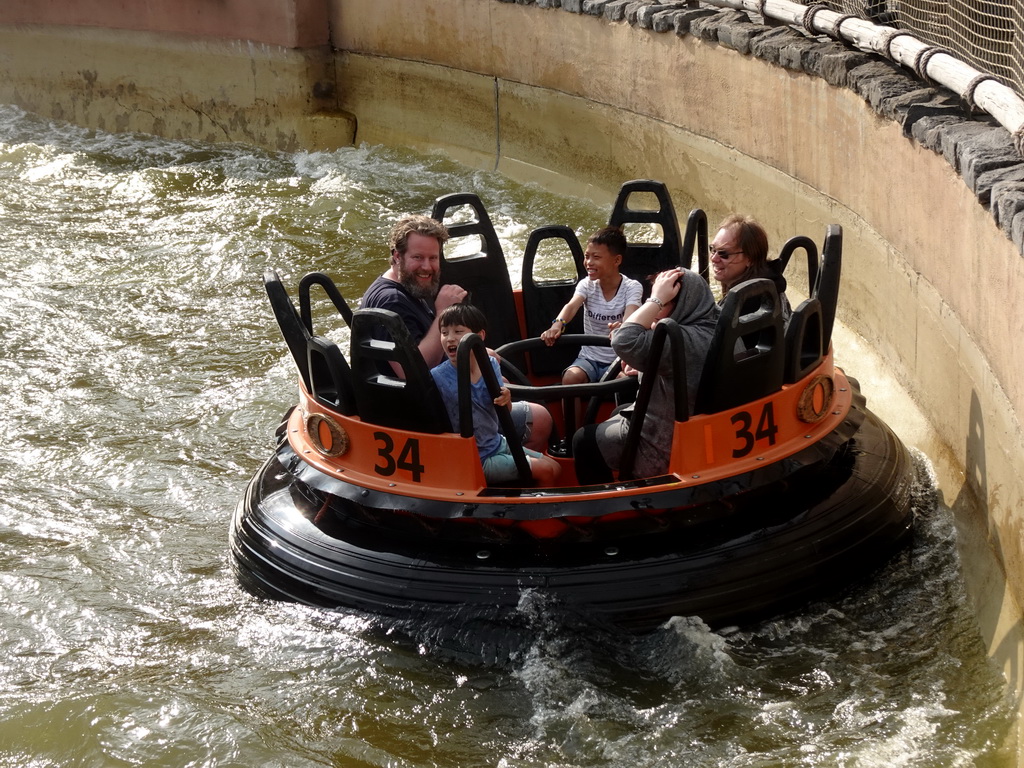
[[231, 180, 915, 631]]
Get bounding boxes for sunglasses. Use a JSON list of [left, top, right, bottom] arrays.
[[709, 244, 743, 260]]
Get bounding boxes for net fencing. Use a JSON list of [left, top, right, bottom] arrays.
[[821, 0, 1024, 96]]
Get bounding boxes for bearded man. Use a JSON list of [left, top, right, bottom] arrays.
[[359, 214, 468, 368]]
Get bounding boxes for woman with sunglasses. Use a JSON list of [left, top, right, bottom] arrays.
[[709, 214, 791, 321]]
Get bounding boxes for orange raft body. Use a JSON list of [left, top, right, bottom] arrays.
[[231, 183, 917, 631], [235, 342, 914, 631], [289, 352, 850, 509]]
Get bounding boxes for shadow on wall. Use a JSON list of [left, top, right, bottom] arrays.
[[960, 390, 1024, 701]]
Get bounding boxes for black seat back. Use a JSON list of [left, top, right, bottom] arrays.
[[813, 225, 842, 351], [694, 279, 786, 415], [617, 318, 690, 480], [431, 193, 520, 350], [264, 268, 356, 414], [265, 268, 313, 391], [784, 297, 825, 383], [608, 179, 684, 288], [306, 335, 357, 413], [521, 224, 586, 376], [348, 308, 452, 433], [680, 208, 710, 280]]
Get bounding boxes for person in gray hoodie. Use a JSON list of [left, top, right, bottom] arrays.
[[572, 267, 719, 483]]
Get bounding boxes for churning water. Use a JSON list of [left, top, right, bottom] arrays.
[[0, 104, 1014, 766]]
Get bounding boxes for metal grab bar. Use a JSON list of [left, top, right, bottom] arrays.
[[455, 333, 532, 484], [617, 319, 690, 481]]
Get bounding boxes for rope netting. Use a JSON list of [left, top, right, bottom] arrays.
[[821, 0, 1023, 95], [708, 0, 1024, 154]]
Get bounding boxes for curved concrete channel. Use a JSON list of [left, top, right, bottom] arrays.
[[3, 0, 1024, 751]]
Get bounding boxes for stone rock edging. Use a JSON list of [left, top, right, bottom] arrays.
[[496, 0, 1024, 255]]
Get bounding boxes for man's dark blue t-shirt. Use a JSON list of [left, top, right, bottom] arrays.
[[360, 276, 435, 344]]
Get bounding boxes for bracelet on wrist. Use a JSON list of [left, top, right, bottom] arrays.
[[645, 297, 664, 308], [552, 317, 567, 327]]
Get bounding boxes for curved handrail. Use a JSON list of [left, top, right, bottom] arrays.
[[495, 334, 639, 402], [503, 374, 638, 403], [265, 268, 358, 413], [681, 208, 709, 281], [455, 333, 532, 484], [580, 357, 633, 426], [299, 271, 353, 333], [617, 318, 689, 480], [777, 235, 819, 295], [496, 333, 611, 359]]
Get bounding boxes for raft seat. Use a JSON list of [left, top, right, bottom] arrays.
[[772, 225, 841, 382], [783, 297, 824, 383], [431, 193, 520, 352], [608, 179, 686, 285], [520, 225, 586, 377], [264, 268, 357, 414], [306, 335, 357, 413], [694, 278, 785, 415], [348, 308, 452, 434]]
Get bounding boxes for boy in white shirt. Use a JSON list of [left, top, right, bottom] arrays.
[[541, 226, 643, 384]]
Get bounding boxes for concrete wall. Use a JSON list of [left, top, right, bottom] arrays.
[[0, 1, 353, 151], [0, 0, 330, 47], [330, 3, 1024, 703], [1, 0, 1023, 724]]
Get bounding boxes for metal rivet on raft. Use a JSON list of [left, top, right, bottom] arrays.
[[456, 492, 464, 496], [756, 456, 765, 461], [476, 550, 490, 560], [388, 483, 396, 487], [361, 490, 369, 497], [605, 546, 619, 556], [692, 474, 700, 479]]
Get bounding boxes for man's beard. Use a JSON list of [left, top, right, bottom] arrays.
[[396, 261, 440, 300]]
